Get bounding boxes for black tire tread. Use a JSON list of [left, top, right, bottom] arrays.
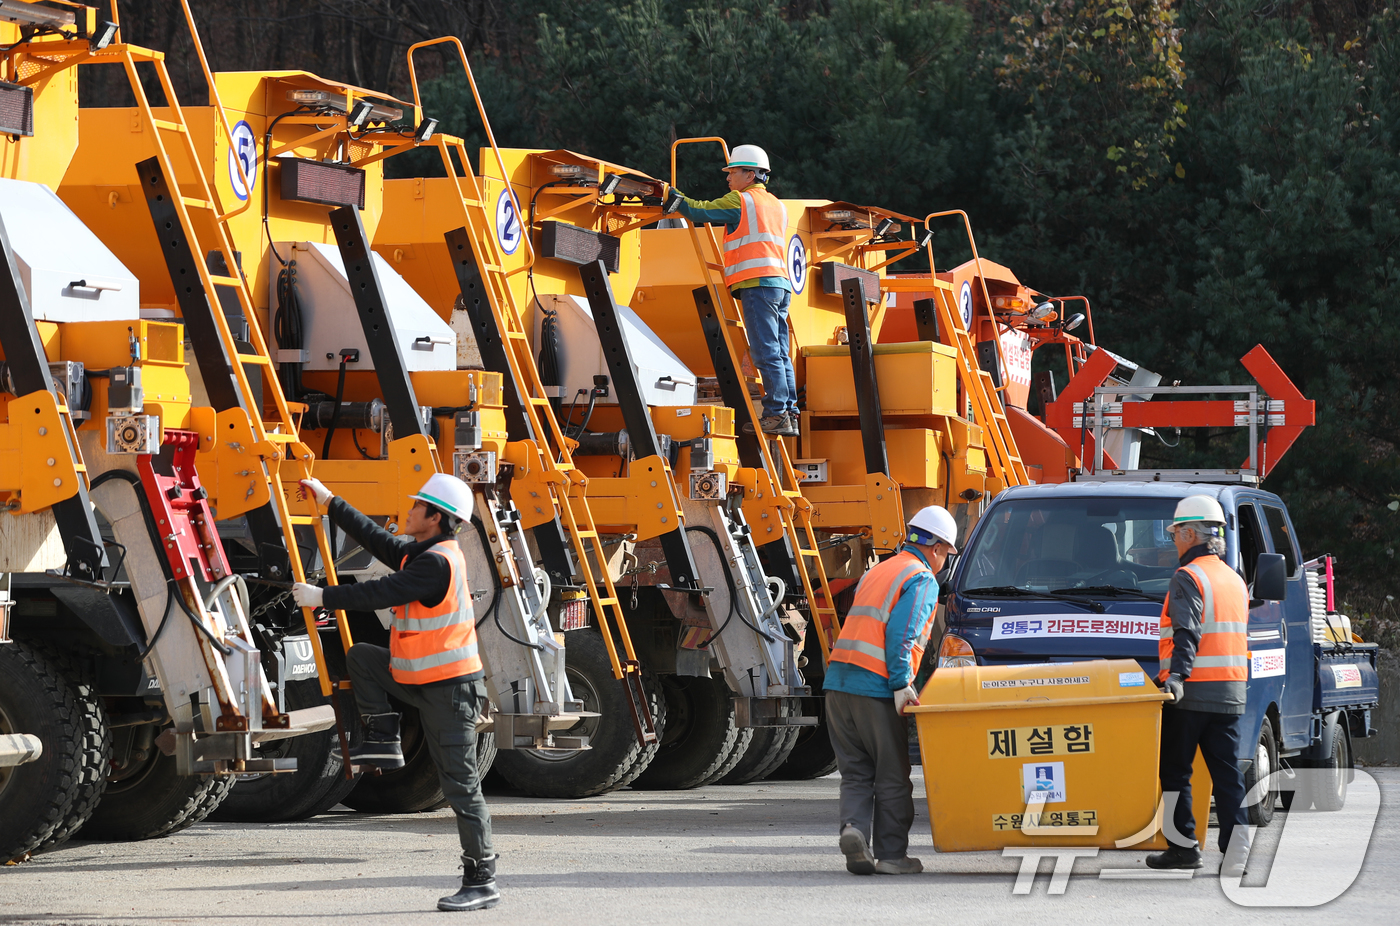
[[79, 748, 233, 841], [20, 640, 111, 852], [0, 642, 86, 863], [631, 675, 741, 791], [719, 726, 800, 785]]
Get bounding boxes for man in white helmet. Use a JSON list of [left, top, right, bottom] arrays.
[[664, 144, 798, 437], [1147, 494, 1251, 878], [293, 473, 499, 912], [823, 505, 958, 876]]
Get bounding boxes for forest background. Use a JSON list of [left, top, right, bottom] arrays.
[[93, 0, 1400, 639]]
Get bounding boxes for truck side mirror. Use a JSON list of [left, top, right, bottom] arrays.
[[1253, 552, 1287, 603]]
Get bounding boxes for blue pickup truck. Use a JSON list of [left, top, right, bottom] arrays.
[[937, 481, 1381, 822]]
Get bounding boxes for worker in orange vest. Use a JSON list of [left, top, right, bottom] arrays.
[[824, 506, 957, 876], [1148, 495, 1251, 878], [293, 473, 498, 912], [665, 144, 798, 436]]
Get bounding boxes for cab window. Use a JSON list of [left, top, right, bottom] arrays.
[[1236, 503, 1264, 587], [1263, 505, 1301, 576]]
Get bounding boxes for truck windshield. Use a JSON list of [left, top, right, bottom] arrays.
[[960, 497, 1181, 597]]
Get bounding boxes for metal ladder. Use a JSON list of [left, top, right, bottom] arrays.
[[406, 41, 655, 745], [686, 224, 842, 664], [114, 25, 349, 700], [929, 285, 1028, 488]]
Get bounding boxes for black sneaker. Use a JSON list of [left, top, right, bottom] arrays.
[[438, 855, 501, 912], [348, 712, 405, 770], [1146, 845, 1203, 870]]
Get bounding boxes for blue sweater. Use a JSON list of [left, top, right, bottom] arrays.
[[823, 546, 939, 700]]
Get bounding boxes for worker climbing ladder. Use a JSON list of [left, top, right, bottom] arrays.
[[406, 40, 655, 745], [684, 220, 843, 664], [112, 11, 349, 709]]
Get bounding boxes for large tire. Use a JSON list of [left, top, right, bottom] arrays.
[[769, 695, 838, 780], [78, 741, 234, 841], [719, 726, 800, 785], [1244, 719, 1279, 827], [631, 675, 746, 790], [493, 629, 666, 798], [20, 640, 111, 851], [0, 642, 96, 862], [210, 679, 360, 822]]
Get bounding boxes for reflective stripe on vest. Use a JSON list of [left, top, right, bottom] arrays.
[[830, 550, 935, 678], [722, 190, 789, 288], [389, 540, 483, 684], [1157, 554, 1248, 683]]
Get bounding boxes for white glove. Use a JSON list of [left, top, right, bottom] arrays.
[[299, 477, 333, 506], [292, 582, 324, 609], [893, 685, 920, 715]]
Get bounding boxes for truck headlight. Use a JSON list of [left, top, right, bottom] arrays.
[[937, 632, 976, 668]]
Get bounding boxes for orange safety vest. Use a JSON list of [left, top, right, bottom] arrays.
[[389, 540, 483, 685], [722, 188, 789, 289], [1157, 553, 1248, 683], [830, 550, 935, 678]]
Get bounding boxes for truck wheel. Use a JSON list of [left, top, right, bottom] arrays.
[[210, 680, 360, 822], [78, 737, 234, 841], [19, 641, 111, 852], [631, 675, 745, 790], [493, 629, 666, 798], [0, 642, 94, 862], [1244, 721, 1279, 827], [1306, 714, 1351, 812], [769, 696, 839, 780], [719, 726, 800, 785]]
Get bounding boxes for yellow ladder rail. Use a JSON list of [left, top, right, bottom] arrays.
[[932, 288, 1028, 487], [687, 222, 842, 664], [430, 133, 655, 743], [117, 45, 348, 699]]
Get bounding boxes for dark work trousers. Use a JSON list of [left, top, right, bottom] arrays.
[[347, 642, 493, 860], [826, 688, 915, 860], [1159, 704, 1248, 853]]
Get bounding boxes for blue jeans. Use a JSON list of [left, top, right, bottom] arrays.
[[738, 286, 797, 419]]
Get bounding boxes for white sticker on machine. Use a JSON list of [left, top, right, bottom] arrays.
[[981, 676, 1089, 689], [1022, 761, 1066, 804], [1251, 649, 1286, 679], [991, 616, 1159, 641], [1331, 664, 1362, 689]]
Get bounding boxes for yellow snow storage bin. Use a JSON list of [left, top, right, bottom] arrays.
[[910, 659, 1170, 852]]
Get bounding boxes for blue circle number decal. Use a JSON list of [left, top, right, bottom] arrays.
[[787, 235, 807, 294], [495, 188, 523, 256], [228, 120, 258, 201]]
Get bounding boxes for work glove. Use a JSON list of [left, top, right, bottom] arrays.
[[893, 684, 921, 715], [663, 187, 685, 215], [292, 582, 324, 610], [299, 477, 333, 507], [1162, 673, 1185, 703]]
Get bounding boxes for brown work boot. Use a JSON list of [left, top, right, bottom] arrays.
[[875, 856, 924, 875]]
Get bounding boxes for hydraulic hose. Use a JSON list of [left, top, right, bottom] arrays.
[[684, 525, 738, 649]]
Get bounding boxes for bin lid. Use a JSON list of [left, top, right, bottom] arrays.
[[910, 659, 1171, 713]]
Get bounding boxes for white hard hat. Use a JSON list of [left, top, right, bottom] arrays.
[[1170, 495, 1225, 530], [724, 144, 770, 173], [408, 472, 475, 521], [907, 505, 958, 552]]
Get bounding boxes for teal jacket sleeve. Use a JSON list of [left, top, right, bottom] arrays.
[[676, 189, 742, 232], [884, 562, 939, 690]]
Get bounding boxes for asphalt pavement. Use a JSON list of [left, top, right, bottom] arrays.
[[2, 767, 1395, 925]]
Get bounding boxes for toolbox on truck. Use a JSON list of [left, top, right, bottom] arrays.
[[910, 658, 1212, 852]]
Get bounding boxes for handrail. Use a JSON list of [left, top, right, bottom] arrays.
[[670, 136, 730, 190], [1051, 294, 1096, 346], [923, 209, 1011, 394], [407, 36, 535, 277], [177, 0, 253, 223]]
